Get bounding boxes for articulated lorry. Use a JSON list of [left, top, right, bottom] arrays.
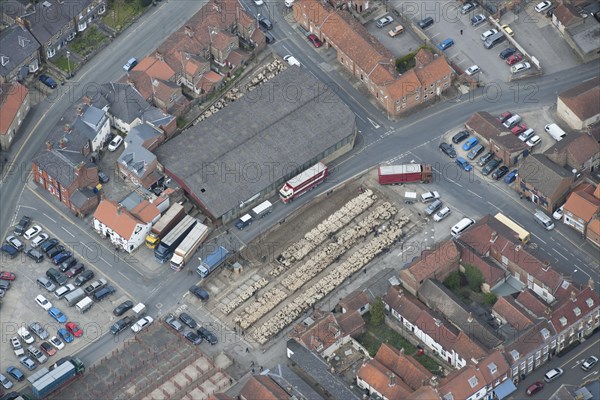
[[377, 164, 432, 185], [279, 162, 328, 204], [196, 246, 230, 278], [170, 222, 209, 271], [145, 203, 186, 249], [31, 357, 84, 399], [154, 215, 197, 263]]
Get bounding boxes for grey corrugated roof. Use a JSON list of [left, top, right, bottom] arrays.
[[119, 191, 144, 211], [418, 279, 504, 349], [519, 154, 573, 197], [286, 339, 360, 400], [267, 364, 324, 400], [0, 24, 40, 79], [155, 67, 355, 218]]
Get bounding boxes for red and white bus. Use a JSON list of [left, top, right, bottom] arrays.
[[279, 162, 328, 203]]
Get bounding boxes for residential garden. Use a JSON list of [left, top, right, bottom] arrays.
[[103, 0, 149, 32], [70, 26, 108, 58], [443, 264, 497, 306]]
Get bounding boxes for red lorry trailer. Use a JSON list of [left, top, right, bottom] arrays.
[[279, 162, 328, 203], [377, 164, 432, 184]]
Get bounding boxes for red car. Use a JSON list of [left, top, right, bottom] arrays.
[[526, 381, 544, 396], [511, 123, 527, 135], [497, 111, 512, 123], [0, 271, 16, 281], [307, 34, 323, 48], [506, 54, 523, 65], [40, 341, 57, 356], [65, 322, 83, 337]]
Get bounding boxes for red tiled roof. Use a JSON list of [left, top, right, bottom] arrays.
[[211, 31, 236, 51], [452, 331, 487, 363], [339, 290, 369, 312], [130, 200, 161, 224], [336, 310, 365, 337], [93, 199, 142, 239], [564, 190, 600, 223], [400, 239, 460, 285], [465, 111, 507, 140], [550, 287, 599, 334], [515, 289, 549, 318], [374, 343, 432, 390], [559, 75, 600, 120], [440, 366, 487, 400], [493, 296, 534, 331], [505, 320, 556, 364], [553, 3, 584, 26], [240, 375, 290, 400], [384, 286, 429, 323], [414, 49, 434, 67], [477, 350, 510, 386], [0, 82, 28, 135], [294, 313, 342, 353], [588, 218, 600, 236], [133, 56, 176, 81], [458, 246, 506, 286], [357, 360, 412, 400], [414, 55, 452, 87], [406, 386, 441, 400]]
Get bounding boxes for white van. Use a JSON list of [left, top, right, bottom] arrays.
[[544, 123, 566, 141], [451, 218, 475, 236], [76, 296, 93, 313], [132, 302, 146, 317], [534, 210, 555, 230], [544, 367, 563, 382]]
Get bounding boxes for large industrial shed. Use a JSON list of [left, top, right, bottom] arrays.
[[155, 67, 357, 223]]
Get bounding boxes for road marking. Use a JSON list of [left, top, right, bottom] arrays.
[[561, 337, 600, 369], [367, 117, 380, 129], [486, 201, 502, 212], [100, 257, 111, 266], [531, 233, 547, 244], [61, 227, 75, 237], [552, 248, 568, 260], [453, 181, 463, 188], [467, 189, 482, 199], [82, 242, 94, 252], [431, 33, 440, 39], [43, 213, 57, 223], [583, 371, 599, 380], [355, 113, 366, 122]]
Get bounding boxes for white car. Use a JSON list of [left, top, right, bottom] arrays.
[[465, 65, 481, 76], [511, 62, 531, 74], [254, 0, 264, 4], [480, 29, 498, 41], [49, 336, 64, 350], [108, 135, 124, 151], [581, 356, 598, 371], [18, 327, 34, 344], [23, 225, 42, 240], [131, 316, 154, 333], [553, 206, 564, 220], [433, 207, 452, 222], [420, 191, 440, 203], [35, 295, 53, 311], [283, 55, 300, 67], [526, 135, 541, 148], [535, 1, 551, 12], [31, 233, 49, 248]]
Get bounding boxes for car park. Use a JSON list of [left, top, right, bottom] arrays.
[[499, 47, 517, 60], [418, 17, 434, 29], [110, 317, 133, 335], [478, 152, 494, 167], [19, 356, 37, 370], [506, 54, 523, 65], [29, 322, 49, 340], [47, 245, 65, 259], [439, 142, 457, 158], [535, 1, 552, 12], [54, 284, 75, 299], [526, 381, 544, 396], [482, 159, 501, 176], [1, 244, 18, 258], [123, 57, 137, 72], [52, 251, 72, 266], [492, 166, 509, 180], [461, 2, 476, 14], [37, 277, 56, 292], [553, 206, 564, 220], [46, 268, 67, 286], [376, 16, 394, 28], [59, 257, 77, 272], [504, 169, 518, 183], [108, 135, 124, 151], [462, 137, 479, 151], [14, 216, 31, 236], [0, 373, 12, 390], [66, 263, 85, 278], [189, 285, 210, 301], [511, 123, 527, 135], [501, 24, 514, 36], [437, 38, 454, 51], [581, 356, 598, 371], [165, 316, 183, 332], [6, 366, 24, 382], [470, 14, 486, 26], [38, 74, 57, 89], [456, 157, 473, 172], [480, 29, 498, 41], [467, 144, 484, 160], [49, 336, 64, 350], [31, 233, 49, 248], [197, 327, 218, 345], [465, 65, 480, 76], [179, 313, 198, 329], [40, 238, 59, 254], [452, 131, 470, 144], [258, 17, 272, 30], [518, 128, 535, 142], [503, 114, 521, 128], [425, 199, 443, 216], [57, 328, 73, 343], [433, 207, 452, 222], [10, 337, 24, 357], [0, 271, 15, 281], [74, 270, 94, 286], [307, 34, 322, 48], [48, 307, 68, 324], [113, 300, 134, 316], [511, 62, 531, 74], [65, 322, 83, 337], [40, 341, 56, 357], [420, 191, 440, 203], [388, 25, 404, 37], [5, 236, 23, 252], [0, 280, 10, 292], [184, 331, 203, 345], [283, 55, 300, 67], [23, 225, 42, 240], [35, 295, 52, 311], [131, 316, 154, 333], [526, 135, 541, 148], [27, 346, 47, 364]]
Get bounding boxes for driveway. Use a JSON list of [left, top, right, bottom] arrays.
[[365, 15, 425, 58]]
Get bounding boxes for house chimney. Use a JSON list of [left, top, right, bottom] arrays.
[[74, 162, 85, 176], [571, 290, 577, 302], [156, 51, 164, 62], [58, 139, 66, 149], [388, 373, 396, 387], [45, 141, 53, 150], [117, 205, 124, 216], [542, 261, 550, 271], [82, 95, 91, 105], [467, 312, 473, 323], [490, 231, 497, 243], [399, 347, 404, 354], [63, 124, 71, 133], [184, 25, 194, 37], [77, 105, 84, 116]]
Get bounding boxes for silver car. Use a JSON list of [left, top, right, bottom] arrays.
[[28, 322, 49, 340]]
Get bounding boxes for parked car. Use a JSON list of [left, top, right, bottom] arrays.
[[535, 1, 551, 12], [418, 17, 434, 29], [452, 130, 470, 143], [39, 341, 56, 357], [511, 123, 527, 135], [6, 366, 24, 382], [5, 236, 23, 252], [65, 322, 83, 337], [110, 317, 133, 335], [518, 129, 535, 142], [165, 316, 183, 332], [492, 166, 509, 180], [38, 75, 57, 89], [456, 157, 473, 172], [131, 316, 154, 333], [113, 300, 134, 316], [47, 245, 65, 259], [467, 144, 484, 160], [28, 322, 49, 340], [511, 62, 531, 74], [59, 257, 77, 272], [581, 356, 598, 371], [526, 135, 541, 148], [179, 313, 198, 329], [307, 33, 322, 48], [27, 346, 47, 364], [465, 65, 480, 76], [19, 356, 37, 370], [197, 327, 218, 345], [0, 373, 13, 390], [480, 29, 498, 41], [74, 270, 94, 286], [0, 280, 10, 291], [52, 251, 72, 266], [54, 284, 76, 299], [24, 225, 42, 240], [0, 271, 15, 281], [388, 25, 404, 37], [9, 337, 23, 356], [437, 38, 454, 51], [14, 216, 31, 236], [35, 295, 52, 311], [48, 307, 68, 324], [553, 206, 564, 220], [470, 14, 486, 26], [258, 17, 273, 30], [184, 331, 203, 345], [482, 159, 501, 176], [506, 54, 523, 65], [499, 47, 517, 60], [433, 207, 452, 222], [461, 2, 476, 14], [504, 169, 518, 183], [26, 248, 44, 263], [439, 142, 457, 158], [420, 191, 440, 203], [376, 16, 394, 28], [189, 285, 209, 300], [462, 137, 479, 151], [66, 263, 85, 278], [283, 55, 300, 67], [36, 277, 56, 292], [425, 199, 443, 216], [41, 238, 59, 254], [502, 114, 521, 128], [98, 171, 110, 183], [57, 328, 73, 343], [501, 24, 514, 36], [108, 135, 124, 151], [122, 57, 137, 72], [1, 244, 18, 258], [478, 152, 494, 167], [31, 233, 49, 248], [49, 336, 64, 350], [526, 381, 544, 396], [46, 268, 67, 286]]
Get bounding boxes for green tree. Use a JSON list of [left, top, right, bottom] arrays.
[[444, 271, 462, 290], [483, 292, 497, 305], [464, 264, 484, 292], [371, 297, 385, 326]]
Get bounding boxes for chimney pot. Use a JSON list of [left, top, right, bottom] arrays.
[[46, 141, 53, 150], [58, 139, 66, 149]]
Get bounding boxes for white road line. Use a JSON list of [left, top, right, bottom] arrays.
[[552, 248, 568, 260], [355, 113, 366, 122], [431, 33, 440, 39], [453, 181, 463, 188], [82, 243, 94, 251], [467, 189, 482, 199], [61, 227, 75, 237], [486, 201, 503, 212], [116, 269, 131, 282], [397, 251, 403, 257], [531, 233, 547, 244], [100, 257, 112, 266], [43, 213, 57, 223]]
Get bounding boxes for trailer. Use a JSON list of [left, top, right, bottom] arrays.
[[145, 203, 186, 249], [170, 222, 209, 271], [251, 200, 273, 218], [31, 357, 84, 399], [154, 215, 198, 263], [196, 246, 230, 278], [132, 302, 146, 317], [279, 162, 328, 204], [377, 164, 432, 185]]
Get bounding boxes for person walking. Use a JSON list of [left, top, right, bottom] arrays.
[[460, 29, 463, 35]]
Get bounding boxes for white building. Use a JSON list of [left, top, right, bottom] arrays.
[[93, 199, 151, 253]]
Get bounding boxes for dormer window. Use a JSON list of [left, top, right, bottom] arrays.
[[540, 328, 550, 340], [488, 362, 497, 375], [586, 298, 594, 307], [468, 376, 478, 388], [559, 316, 567, 326], [573, 307, 581, 317], [315, 343, 323, 352], [510, 350, 519, 361]]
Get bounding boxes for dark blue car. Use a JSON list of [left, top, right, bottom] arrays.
[[53, 251, 72, 265], [504, 169, 518, 183], [39, 74, 57, 89]]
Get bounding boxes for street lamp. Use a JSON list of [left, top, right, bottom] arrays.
[[257, 13, 261, 28], [66, 50, 72, 78]]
